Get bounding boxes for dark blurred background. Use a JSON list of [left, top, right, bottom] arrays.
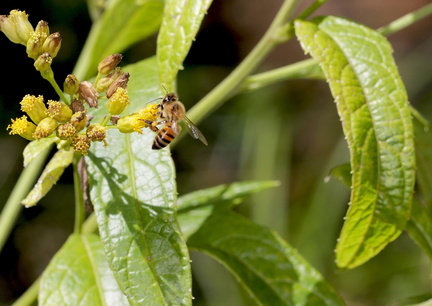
[[1, 0, 432, 305]]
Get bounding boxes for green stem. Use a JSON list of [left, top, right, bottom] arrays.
[[187, 0, 301, 125], [73, 155, 85, 234], [240, 58, 323, 92], [0, 146, 51, 254], [297, 0, 328, 20], [41, 69, 69, 104], [378, 2, 432, 36]]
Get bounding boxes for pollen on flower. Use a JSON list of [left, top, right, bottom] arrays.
[[33, 117, 58, 139], [107, 87, 130, 115], [57, 122, 76, 140], [116, 114, 146, 134], [72, 134, 91, 155], [136, 103, 159, 125], [20, 94, 47, 124], [7, 115, 36, 140], [46, 100, 72, 122], [86, 123, 107, 144]]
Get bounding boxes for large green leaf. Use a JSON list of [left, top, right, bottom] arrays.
[[39, 234, 128, 306], [21, 148, 74, 207], [23, 137, 56, 167], [74, 0, 164, 80], [86, 57, 192, 305], [188, 210, 344, 305], [157, 0, 213, 89], [295, 17, 415, 269], [177, 180, 280, 239]]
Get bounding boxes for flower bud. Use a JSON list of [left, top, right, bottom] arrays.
[[34, 52, 52, 72], [46, 100, 73, 122], [70, 99, 85, 113], [98, 54, 123, 74], [64, 74, 80, 95], [0, 14, 21, 44], [20, 94, 47, 124], [87, 123, 107, 143], [26, 31, 45, 60], [42, 32, 61, 58], [95, 68, 121, 92], [70, 111, 87, 131], [33, 117, 58, 139], [106, 72, 130, 98], [57, 122, 76, 140], [7, 115, 36, 140], [35, 20, 49, 39], [79, 81, 99, 108], [72, 134, 91, 155], [11, 10, 34, 44], [107, 87, 129, 115]]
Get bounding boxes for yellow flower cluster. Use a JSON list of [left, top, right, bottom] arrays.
[[3, 10, 163, 155]]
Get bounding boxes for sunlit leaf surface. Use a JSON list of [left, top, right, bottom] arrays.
[[295, 17, 415, 269]]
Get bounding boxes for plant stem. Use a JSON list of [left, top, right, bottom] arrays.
[[0, 147, 51, 254], [187, 0, 302, 125], [41, 69, 69, 104], [73, 155, 85, 234], [378, 2, 432, 36], [297, 0, 328, 20], [240, 58, 324, 92]]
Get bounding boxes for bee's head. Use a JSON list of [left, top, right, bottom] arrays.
[[163, 92, 178, 103]]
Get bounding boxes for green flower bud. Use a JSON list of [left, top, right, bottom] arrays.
[[64, 74, 80, 95], [42, 32, 61, 58], [11, 10, 34, 44], [34, 52, 52, 72], [70, 111, 88, 132]]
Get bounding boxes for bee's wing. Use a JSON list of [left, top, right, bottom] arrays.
[[183, 117, 208, 145], [171, 119, 181, 135]]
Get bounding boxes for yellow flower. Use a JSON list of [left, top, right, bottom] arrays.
[[20, 94, 47, 124], [57, 122, 76, 140], [33, 117, 57, 139], [107, 87, 129, 115], [34, 52, 52, 72], [87, 123, 108, 145], [72, 134, 91, 155], [7, 115, 36, 140], [116, 103, 159, 133], [0, 10, 33, 45], [46, 100, 72, 122]]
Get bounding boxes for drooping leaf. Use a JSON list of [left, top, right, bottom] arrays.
[[188, 210, 345, 305], [74, 0, 164, 80], [39, 234, 129, 306], [295, 17, 415, 269], [23, 137, 56, 167], [21, 148, 74, 207], [177, 180, 280, 239], [157, 0, 214, 89], [406, 198, 432, 259], [86, 57, 192, 305]]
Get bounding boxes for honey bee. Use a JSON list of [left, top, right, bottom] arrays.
[[146, 92, 208, 150]]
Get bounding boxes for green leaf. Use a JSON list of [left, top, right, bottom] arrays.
[[86, 57, 192, 305], [23, 137, 56, 167], [75, 0, 164, 80], [39, 234, 129, 306], [157, 0, 214, 89], [406, 199, 432, 259], [295, 17, 415, 269], [188, 210, 345, 305], [177, 180, 280, 239], [21, 148, 74, 207], [328, 163, 351, 188]]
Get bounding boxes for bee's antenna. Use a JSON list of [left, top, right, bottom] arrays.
[[161, 84, 168, 94], [147, 97, 163, 103]]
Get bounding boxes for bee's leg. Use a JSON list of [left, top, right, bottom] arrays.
[[145, 119, 166, 132]]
